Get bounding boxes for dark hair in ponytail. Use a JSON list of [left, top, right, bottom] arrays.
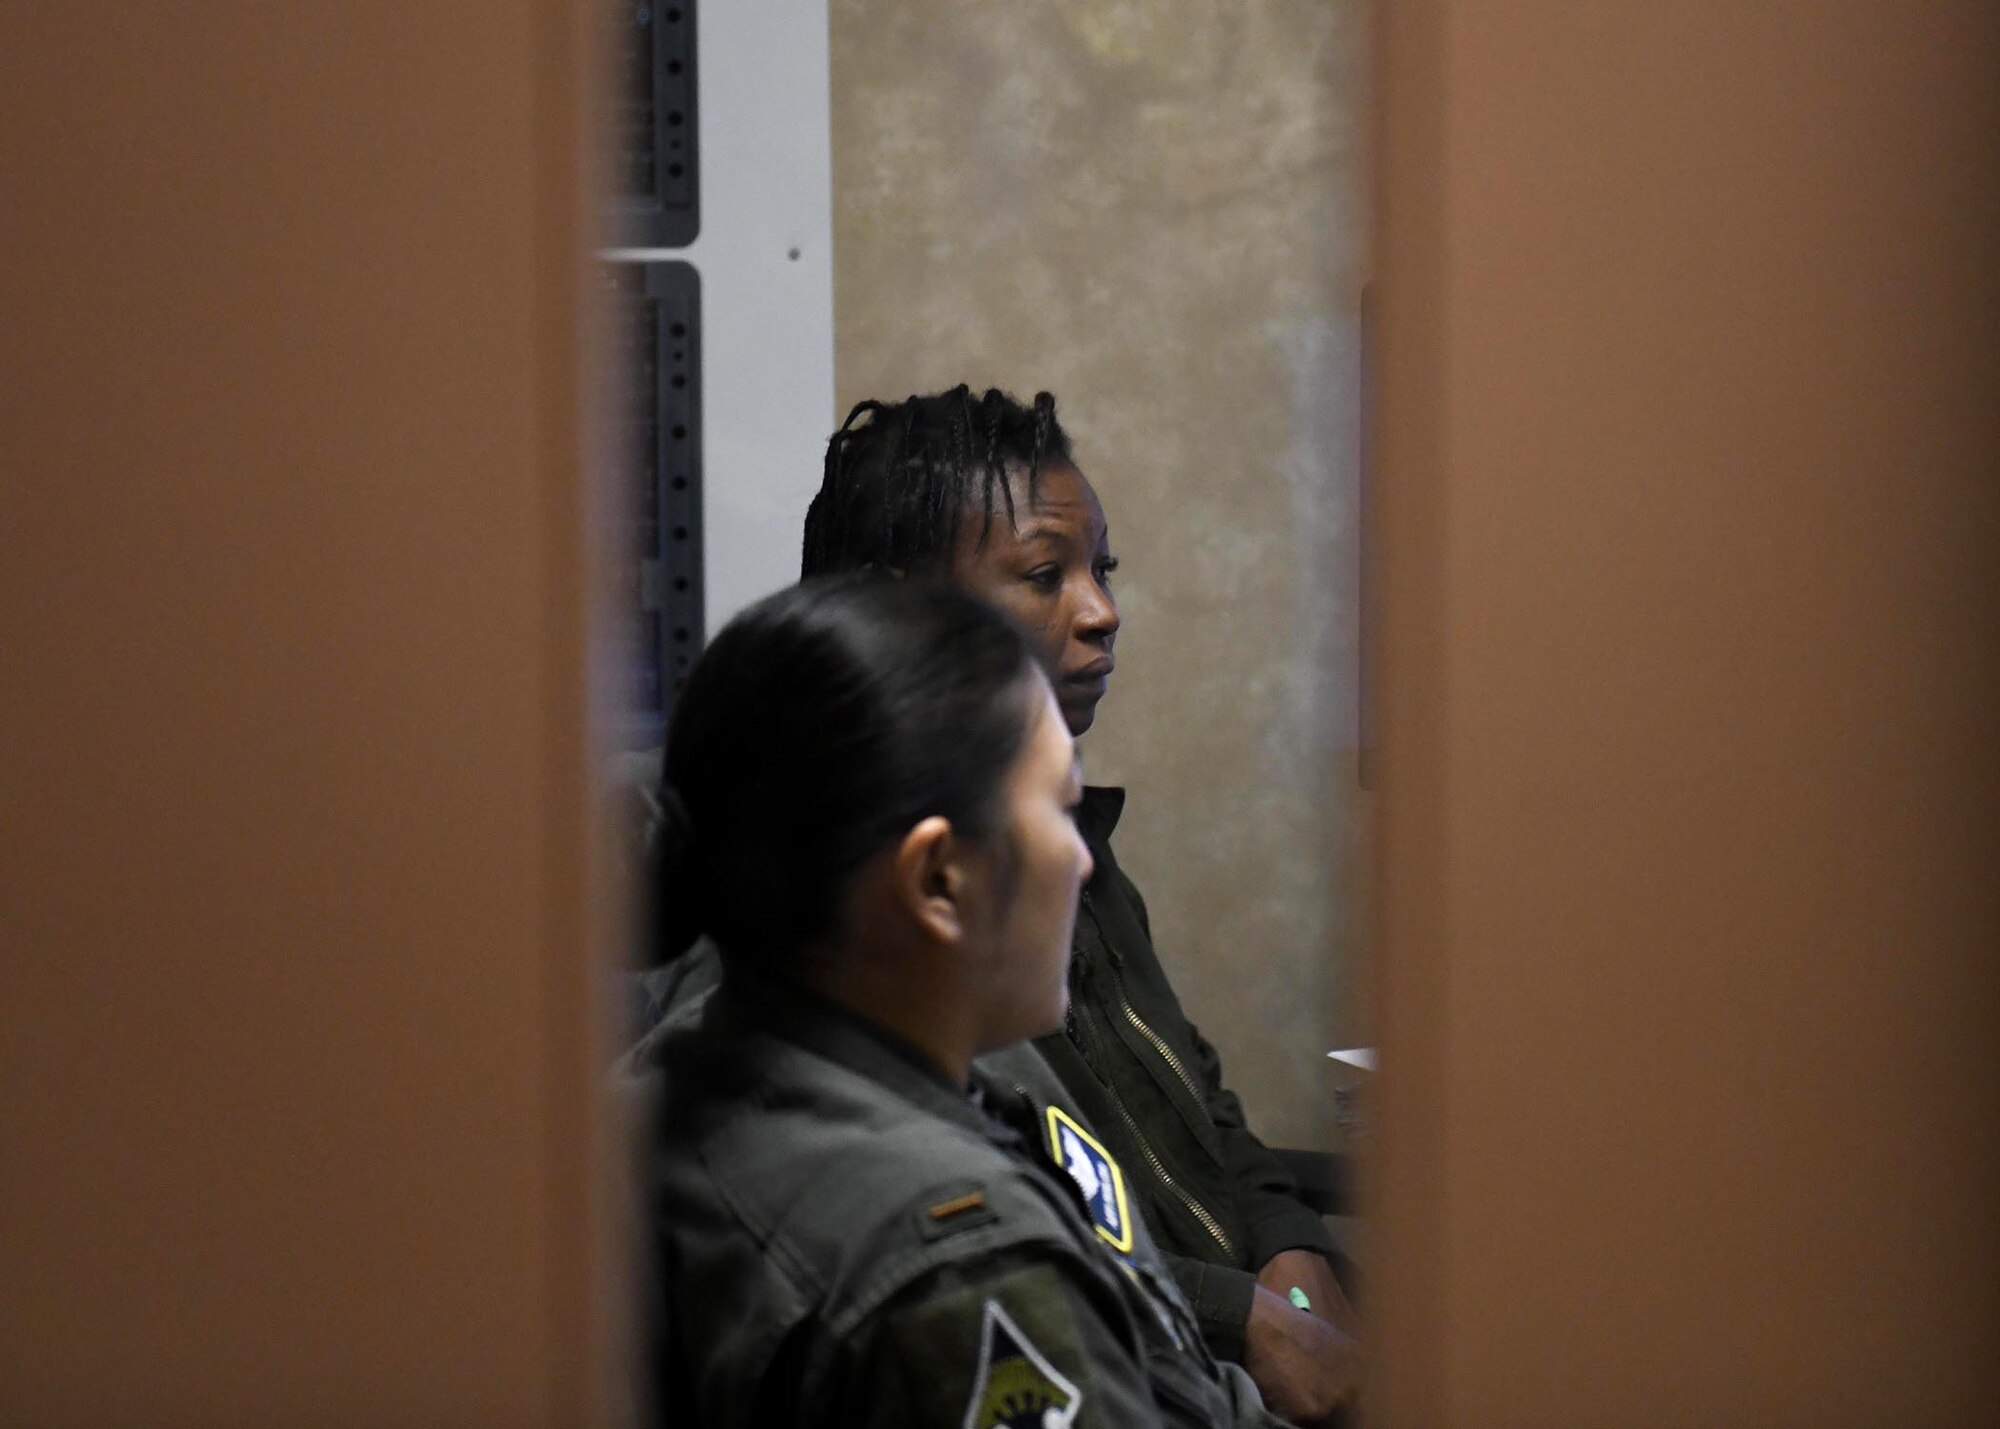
[[800, 386, 1072, 579], [655, 575, 1042, 968]]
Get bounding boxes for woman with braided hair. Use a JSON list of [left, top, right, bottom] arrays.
[[801, 388, 1117, 739]]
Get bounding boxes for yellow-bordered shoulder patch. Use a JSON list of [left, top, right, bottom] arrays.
[[1044, 1105, 1134, 1254], [963, 1297, 1083, 1429]]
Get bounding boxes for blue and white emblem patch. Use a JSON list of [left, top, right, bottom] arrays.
[[1045, 1105, 1134, 1254]]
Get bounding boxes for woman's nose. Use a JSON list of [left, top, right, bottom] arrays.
[[1075, 582, 1119, 641]]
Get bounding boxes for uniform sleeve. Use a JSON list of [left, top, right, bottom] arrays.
[[815, 1247, 1171, 1429], [1157, 1249, 1259, 1366]]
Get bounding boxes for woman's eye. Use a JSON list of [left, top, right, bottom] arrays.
[[1095, 556, 1119, 585], [1025, 565, 1063, 590]]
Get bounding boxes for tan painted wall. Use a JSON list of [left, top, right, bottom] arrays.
[[0, 6, 620, 1423], [830, 0, 1370, 1150], [1372, 3, 2000, 1424]]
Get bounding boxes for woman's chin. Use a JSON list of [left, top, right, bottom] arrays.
[[993, 992, 1069, 1050], [1060, 694, 1101, 738]]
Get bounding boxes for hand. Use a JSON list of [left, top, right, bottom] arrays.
[[1241, 1284, 1365, 1428], [1257, 1248, 1360, 1337]]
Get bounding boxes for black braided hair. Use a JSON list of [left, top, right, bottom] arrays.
[[800, 386, 1074, 579]]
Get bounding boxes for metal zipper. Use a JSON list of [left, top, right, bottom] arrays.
[[1106, 1088, 1237, 1260], [1068, 905, 1237, 1262], [1116, 982, 1208, 1108], [1084, 891, 1215, 1123]]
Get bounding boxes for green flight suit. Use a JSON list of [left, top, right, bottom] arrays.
[[638, 970, 1287, 1428]]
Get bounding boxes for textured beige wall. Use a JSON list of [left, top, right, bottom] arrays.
[[830, 1, 1367, 1147]]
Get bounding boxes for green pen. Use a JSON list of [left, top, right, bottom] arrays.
[[1288, 1286, 1312, 1312]]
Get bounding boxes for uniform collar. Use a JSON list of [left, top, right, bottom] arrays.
[[1077, 784, 1126, 843], [711, 964, 989, 1132]]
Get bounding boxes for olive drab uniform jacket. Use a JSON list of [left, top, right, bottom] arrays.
[[1034, 788, 1341, 1361], [637, 971, 1286, 1428], [627, 782, 1342, 1366]]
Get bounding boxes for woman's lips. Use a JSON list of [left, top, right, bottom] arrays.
[[1063, 657, 1114, 689]]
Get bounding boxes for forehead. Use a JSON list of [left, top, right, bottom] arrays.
[[958, 462, 1109, 558]]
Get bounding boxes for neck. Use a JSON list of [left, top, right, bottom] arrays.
[[801, 948, 977, 1086]]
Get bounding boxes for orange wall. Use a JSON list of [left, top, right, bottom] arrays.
[[1372, 4, 2000, 1424], [1, 6, 615, 1424]]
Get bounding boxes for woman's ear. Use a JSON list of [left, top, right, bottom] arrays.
[[893, 815, 965, 946]]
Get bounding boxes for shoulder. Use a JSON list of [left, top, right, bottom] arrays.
[[660, 1026, 1098, 1322]]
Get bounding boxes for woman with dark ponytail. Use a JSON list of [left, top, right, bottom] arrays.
[[641, 576, 1282, 1428]]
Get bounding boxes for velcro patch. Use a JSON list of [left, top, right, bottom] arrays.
[[963, 1297, 1083, 1429], [880, 1264, 1092, 1426], [1044, 1105, 1134, 1254]]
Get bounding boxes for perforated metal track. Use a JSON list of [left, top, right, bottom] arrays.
[[599, 259, 702, 747], [607, 0, 698, 246]]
